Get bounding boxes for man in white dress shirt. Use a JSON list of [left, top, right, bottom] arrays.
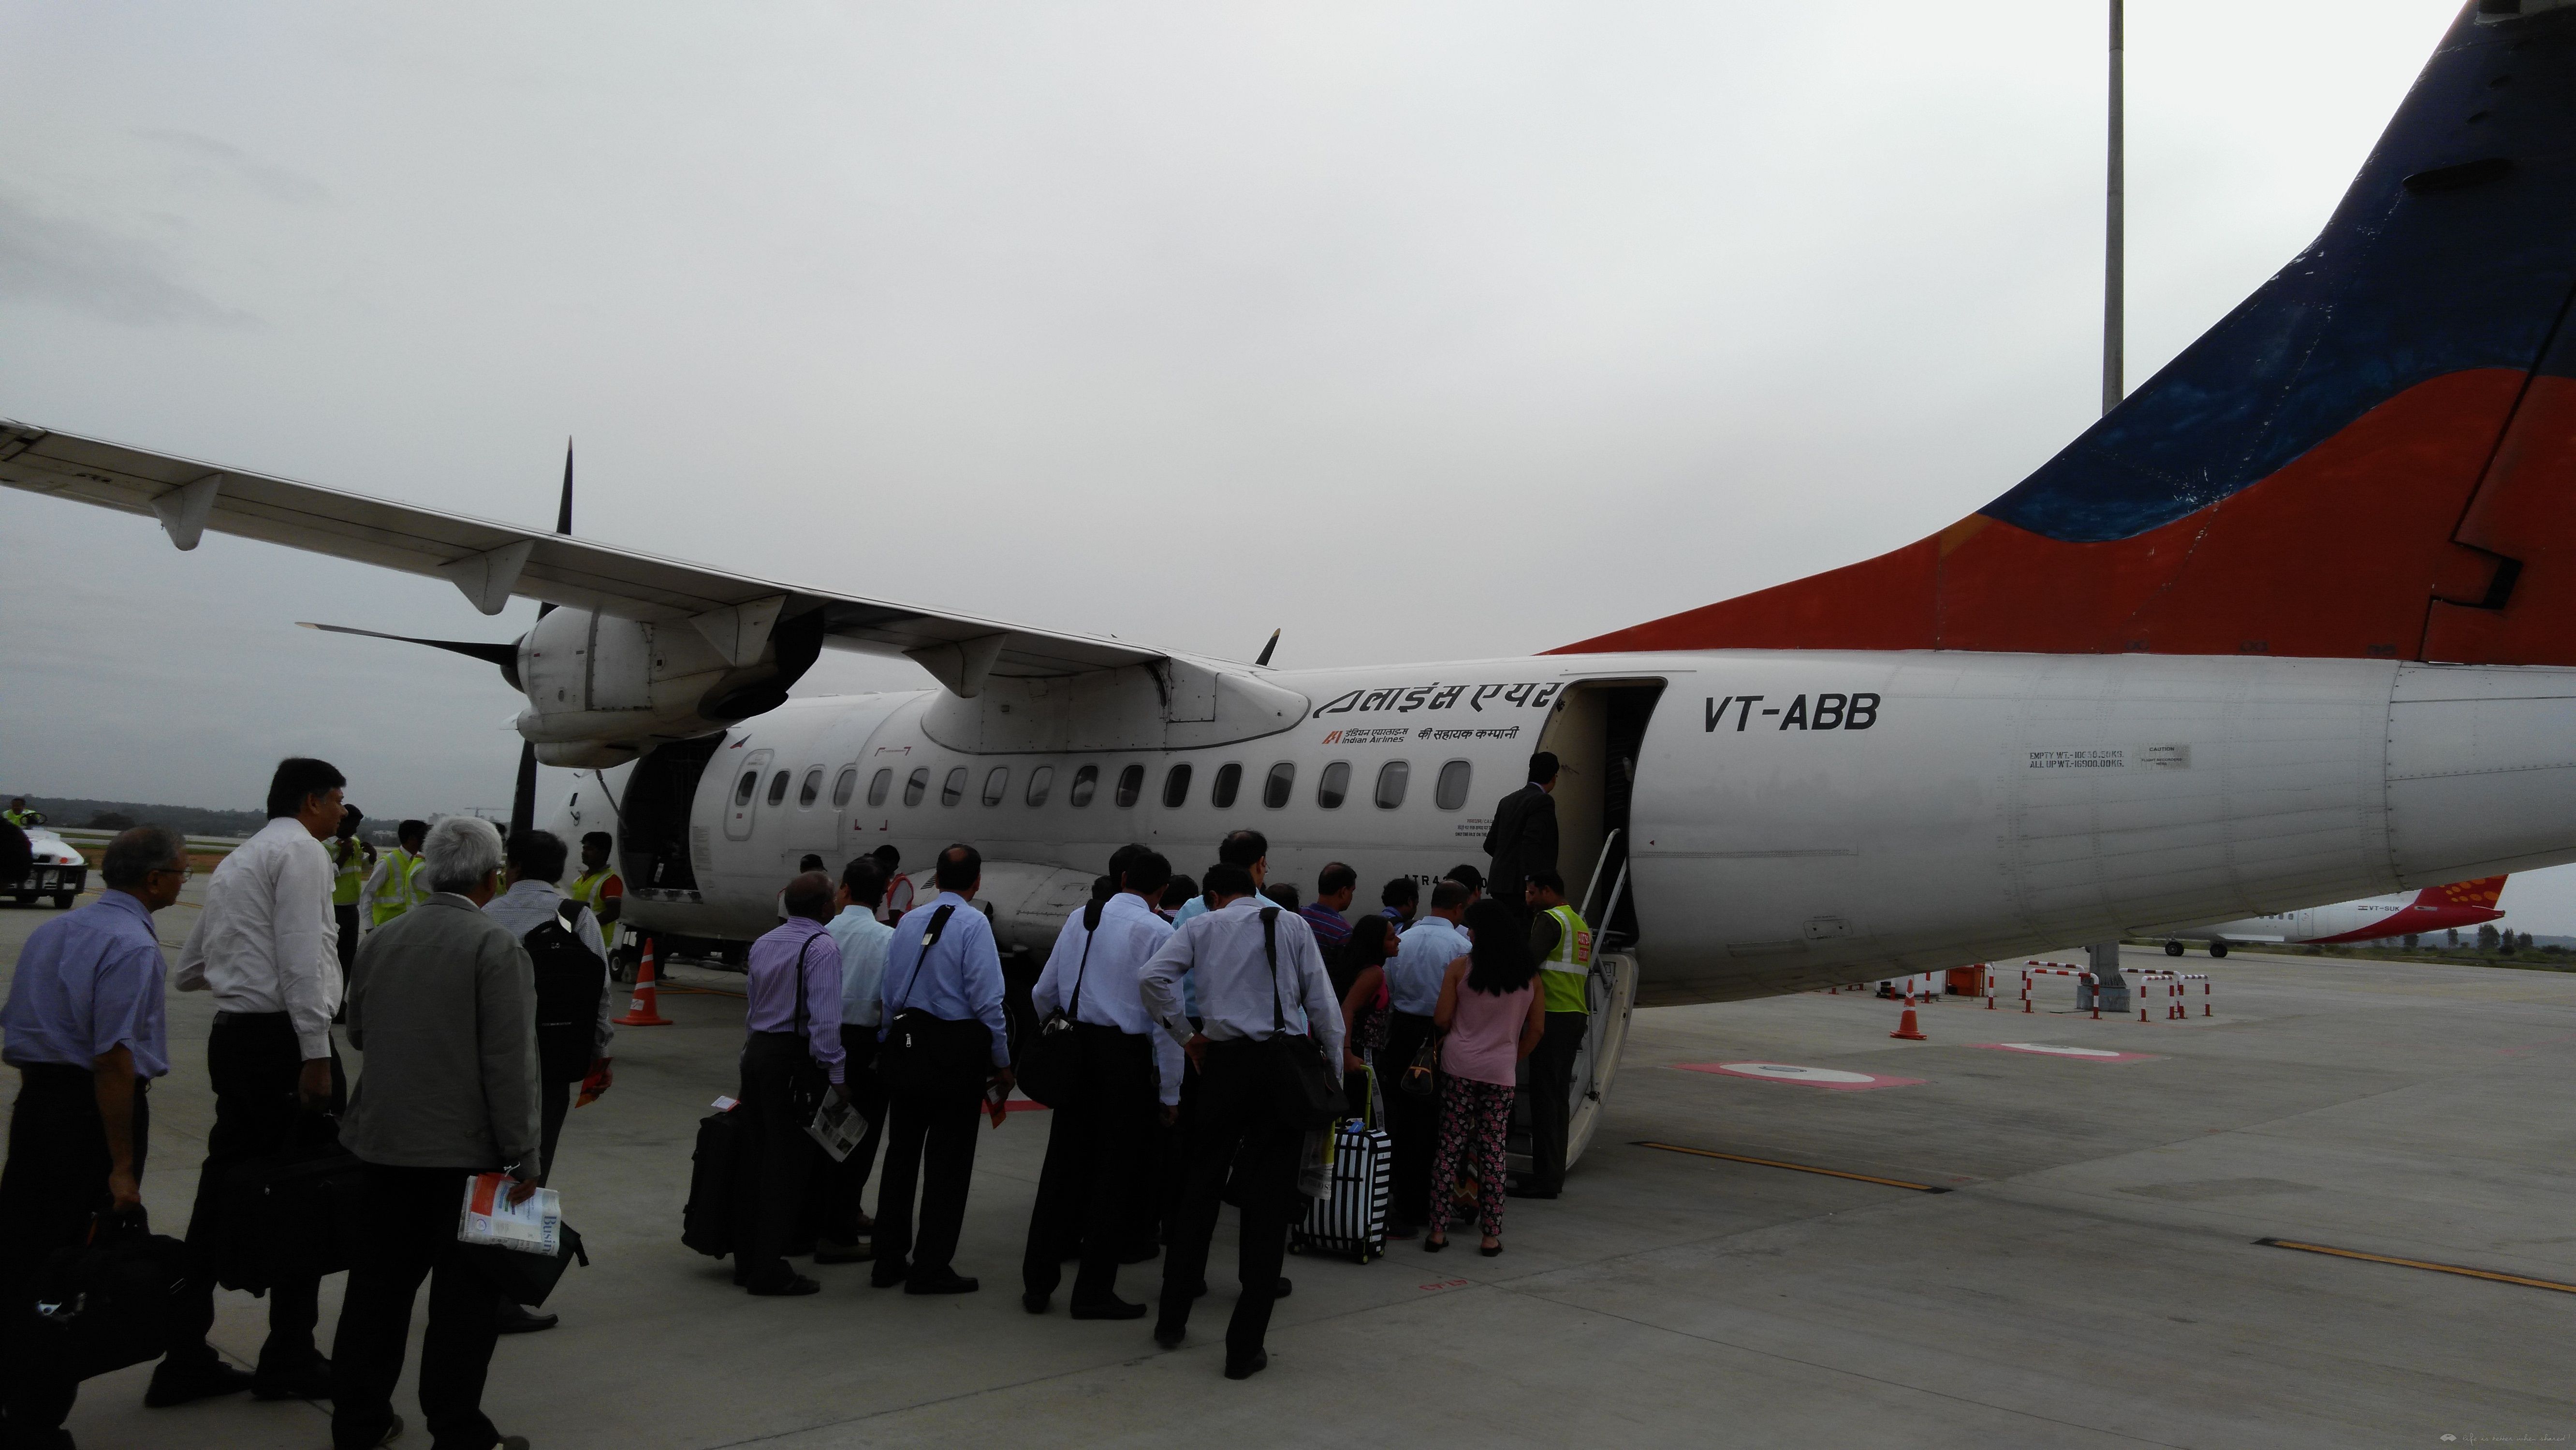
[[1020, 845, 1183, 1320], [1139, 862, 1344, 1381], [149, 757, 350, 1410]]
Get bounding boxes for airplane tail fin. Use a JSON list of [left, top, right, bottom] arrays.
[[2421, 874, 2509, 911], [1562, 2, 2576, 666]]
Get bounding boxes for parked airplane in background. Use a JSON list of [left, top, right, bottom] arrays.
[[2163, 877, 2508, 957], [7, 5, 2576, 1169]]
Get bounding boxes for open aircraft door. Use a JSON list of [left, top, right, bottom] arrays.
[[1508, 679, 1661, 1176]]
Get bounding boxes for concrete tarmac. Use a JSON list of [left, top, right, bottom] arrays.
[[6, 884, 2574, 1448]]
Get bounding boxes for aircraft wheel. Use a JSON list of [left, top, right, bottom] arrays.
[[12, 893, 34, 907], [2164, 940, 2185, 957], [52, 894, 74, 909], [2209, 942, 2230, 959]]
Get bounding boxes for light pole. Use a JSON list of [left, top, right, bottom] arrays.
[[2103, 0, 2124, 416]]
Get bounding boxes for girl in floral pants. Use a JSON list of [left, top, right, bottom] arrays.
[[1428, 1076, 1514, 1239]]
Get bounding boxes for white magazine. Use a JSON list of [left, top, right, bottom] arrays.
[[457, 1173, 562, 1257]]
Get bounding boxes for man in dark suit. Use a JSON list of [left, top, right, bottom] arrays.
[[1482, 751, 1561, 927]]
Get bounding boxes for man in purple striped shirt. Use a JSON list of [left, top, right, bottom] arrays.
[[733, 871, 846, 1296], [1301, 862, 1357, 968]]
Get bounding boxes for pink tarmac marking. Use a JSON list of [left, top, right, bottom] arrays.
[[1675, 1061, 1925, 1091], [1972, 1043, 2159, 1064]]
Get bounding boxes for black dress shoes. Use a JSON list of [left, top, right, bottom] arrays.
[[144, 1357, 253, 1408], [1223, 1349, 1270, 1380], [1069, 1295, 1149, 1320], [250, 1353, 333, 1402], [904, 1269, 980, 1295], [747, 1274, 823, 1297]]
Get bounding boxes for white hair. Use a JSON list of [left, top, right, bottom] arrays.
[[420, 816, 505, 894]]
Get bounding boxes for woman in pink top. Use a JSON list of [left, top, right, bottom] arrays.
[[1424, 899, 1545, 1256]]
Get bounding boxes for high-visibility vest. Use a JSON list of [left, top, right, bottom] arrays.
[[370, 848, 424, 927], [570, 868, 623, 952], [1537, 902, 1594, 1015], [2, 807, 39, 828], [329, 837, 369, 906]]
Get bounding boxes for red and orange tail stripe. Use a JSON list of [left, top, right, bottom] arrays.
[[2431, 876, 2508, 910]]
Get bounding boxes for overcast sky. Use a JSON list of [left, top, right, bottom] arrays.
[[11, 2, 2566, 928]]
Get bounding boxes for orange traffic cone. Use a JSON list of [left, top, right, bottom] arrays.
[[1889, 991, 1927, 1041], [614, 937, 673, 1027]]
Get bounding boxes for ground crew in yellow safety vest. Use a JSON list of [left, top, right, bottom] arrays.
[[571, 830, 626, 973], [3, 798, 41, 828], [363, 818, 430, 928], [327, 805, 375, 982], [1512, 870, 1592, 1201]]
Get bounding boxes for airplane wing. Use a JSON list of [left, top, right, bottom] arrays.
[[0, 419, 1162, 688]]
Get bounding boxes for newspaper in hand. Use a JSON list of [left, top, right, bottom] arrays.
[[806, 1094, 866, 1163], [458, 1173, 562, 1257]]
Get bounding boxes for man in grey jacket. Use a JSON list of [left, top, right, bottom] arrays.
[[329, 816, 541, 1450]]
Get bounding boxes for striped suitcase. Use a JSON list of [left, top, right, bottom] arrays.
[[1292, 1119, 1391, 1263]]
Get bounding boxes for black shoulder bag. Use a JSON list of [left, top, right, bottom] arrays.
[[1017, 899, 1101, 1109], [875, 906, 993, 1097], [784, 932, 826, 1123], [1258, 907, 1346, 1129]]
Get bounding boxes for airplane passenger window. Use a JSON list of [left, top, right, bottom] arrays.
[[1211, 763, 1242, 809], [1316, 761, 1350, 809], [982, 767, 1009, 806], [867, 768, 893, 807], [1026, 766, 1054, 807], [734, 771, 759, 807], [798, 768, 824, 808], [1163, 764, 1193, 808], [1435, 760, 1472, 810], [942, 767, 968, 806], [1116, 764, 1145, 808], [831, 768, 858, 808], [1375, 760, 1410, 809], [1263, 763, 1294, 809], [1069, 765, 1099, 807], [904, 768, 929, 807], [766, 770, 790, 807]]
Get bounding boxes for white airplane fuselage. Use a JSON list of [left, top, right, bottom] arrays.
[[566, 648, 2576, 1005]]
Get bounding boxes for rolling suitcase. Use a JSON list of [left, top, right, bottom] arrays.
[[682, 1102, 743, 1259], [1290, 1072, 1391, 1264]]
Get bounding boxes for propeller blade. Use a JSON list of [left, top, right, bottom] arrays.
[[509, 738, 539, 839], [296, 621, 519, 668], [539, 438, 572, 621], [1255, 628, 1281, 667]]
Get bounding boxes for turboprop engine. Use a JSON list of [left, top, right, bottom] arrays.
[[513, 602, 824, 769]]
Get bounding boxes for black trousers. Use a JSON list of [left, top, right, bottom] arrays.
[[328, 1164, 503, 1450], [732, 1032, 823, 1290], [1381, 1012, 1439, 1228], [1021, 1024, 1156, 1305], [1146, 1051, 1200, 1248], [874, 1079, 983, 1279], [0, 1065, 147, 1438], [816, 1033, 886, 1244], [538, 1079, 571, 1181], [334, 904, 360, 982], [1524, 1011, 1587, 1195], [1156, 1040, 1303, 1361], [173, 1011, 344, 1378]]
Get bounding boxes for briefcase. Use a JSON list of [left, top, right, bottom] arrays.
[[23, 1209, 193, 1382], [682, 1104, 742, 1259], [215, 1114, 364, 1292], [468, 1222, 588, 1307]]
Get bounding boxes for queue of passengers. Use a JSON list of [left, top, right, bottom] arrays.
[[722, 750, 1589, 1377]]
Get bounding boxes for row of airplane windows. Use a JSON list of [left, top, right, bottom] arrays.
[[736, 758, 1476, 816]]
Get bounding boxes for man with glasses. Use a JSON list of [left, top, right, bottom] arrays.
[[0, 826, 190, 1444]]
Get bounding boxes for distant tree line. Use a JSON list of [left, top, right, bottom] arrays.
[[9, 797, 271, 837]]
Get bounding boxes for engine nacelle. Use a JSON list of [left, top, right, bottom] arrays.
[[511, 606, 823, 764]]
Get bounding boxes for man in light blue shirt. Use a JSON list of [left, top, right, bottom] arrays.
[[1381, 878, 1472, 1237], [0, 826, 187, 1439], [817, 857, 897, 1262], [872, 845, 1012, 1295]]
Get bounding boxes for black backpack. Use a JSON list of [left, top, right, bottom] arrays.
[[524, 898, 606, 1083]]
